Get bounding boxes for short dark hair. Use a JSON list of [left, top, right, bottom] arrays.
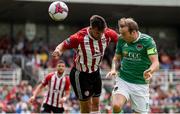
[[58, 60, 65, 65], [90, 15, 107, 31]]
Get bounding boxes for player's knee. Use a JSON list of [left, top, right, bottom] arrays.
[[112, 103, 122, 113]]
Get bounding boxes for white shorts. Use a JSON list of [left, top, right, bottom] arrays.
[[112, 77, 150, 113]]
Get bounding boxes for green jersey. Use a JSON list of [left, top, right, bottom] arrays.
[[116, 32, 158, 84]]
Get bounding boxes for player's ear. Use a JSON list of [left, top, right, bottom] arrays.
[[130, 30, 136, 35]]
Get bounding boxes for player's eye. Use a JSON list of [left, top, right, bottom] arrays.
[[120, 25, 125, 28]]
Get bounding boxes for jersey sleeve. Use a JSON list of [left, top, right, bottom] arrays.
[[63, 33, 80, 49], [64, 76, 70, 91], [106, 28, 118, 43], [146, 38, 158, 55], [41, 73, 53, 86], [115, 37, 123, 55]]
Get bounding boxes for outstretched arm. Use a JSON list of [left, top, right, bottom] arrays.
[[52, 42, 67, 59], [106, 54, 121, 78], [59, 90, 70, 104], [29, 83, 44, 104]]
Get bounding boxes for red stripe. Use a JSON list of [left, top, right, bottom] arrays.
[[89, 38, 96, 72], [61, 84, 65, 108], [56, 78, 63, 107], [80, 38, 89, 72], [51, 76, 57, 106], [98, 39, 103, 64]]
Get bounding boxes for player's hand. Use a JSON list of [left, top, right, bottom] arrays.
[[143, 69, 152, 80], [106, 70, 117, 78], [52, 50, 60, 59], [29, 96, 36, 104], [59, 97, 67, 104]]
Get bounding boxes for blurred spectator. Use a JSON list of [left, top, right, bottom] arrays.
[[160, 53, 173, 69], [39, 47, 48, 68], [0, 34, 11, 50], [173, 54, 180, 70], [1, 50, 12, 66]]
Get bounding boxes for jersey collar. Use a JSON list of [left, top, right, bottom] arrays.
[[132, 31, 141, 43], [55, 71, 65, 79]]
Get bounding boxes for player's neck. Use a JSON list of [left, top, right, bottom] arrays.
[[57, 71, 63, 77], [131, 31, 139, 43]]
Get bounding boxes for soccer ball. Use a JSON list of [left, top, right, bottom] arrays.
[[48, 1, 68, 21]]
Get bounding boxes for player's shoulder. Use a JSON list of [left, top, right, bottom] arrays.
[[104, 27, 117, 34], [140, 33, 152, 39], [77, 27, 88, 36], [46, 72, 55, 78], [140, 32, 154, 42]]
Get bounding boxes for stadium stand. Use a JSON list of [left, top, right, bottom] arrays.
[[0, 0, 180, 113]]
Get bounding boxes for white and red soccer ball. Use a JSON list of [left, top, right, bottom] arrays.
[[48, 1, 69, 21]]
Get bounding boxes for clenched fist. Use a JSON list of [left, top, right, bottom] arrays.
[[143, 69, 152, 81], [52, 50, 60, 59]]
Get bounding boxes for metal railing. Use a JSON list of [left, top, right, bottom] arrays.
[[0, 68, 22, 86], [38, 68, 180, 85]]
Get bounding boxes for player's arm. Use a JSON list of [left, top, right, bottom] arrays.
[[112, 53, 121, 72], [148, 54, 159, 74], [144, 54, 159, 80], [59, 76, 71, 103], [29, 83, 45, 104], [52, 33, 79, 59], [144, 39, 160, 80], [52, 42, 67, 59], [106, 53, 121, 78]]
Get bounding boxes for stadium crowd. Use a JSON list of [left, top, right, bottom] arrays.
[[0, 30, 180, 113]]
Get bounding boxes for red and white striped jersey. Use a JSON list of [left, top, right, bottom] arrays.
[[41, 71, 70, 108], [63, 27, 118, 73]]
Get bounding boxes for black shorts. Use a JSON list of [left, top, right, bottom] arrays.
[[41, 103, 64, 113], [70, 67, 102, 101]]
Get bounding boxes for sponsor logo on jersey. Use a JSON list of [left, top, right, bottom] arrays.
[[123, 51, 141, 61], [101, 38, 106, 44], [85, 42, 89, 45]]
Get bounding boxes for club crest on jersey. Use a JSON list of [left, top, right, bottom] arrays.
[[101, 38, 106, 44], [136, 44, 143, 51]]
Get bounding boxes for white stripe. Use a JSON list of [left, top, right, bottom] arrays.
[[84, 35, 92, 72], [52, 77, 60, 107], [78, 43, 86, 72], [93, 40, 100, 71], [58, 77, 66, 107], [102, 37, 107, 55], [47, 75, 55, 105], [75, 70, 83, 99]]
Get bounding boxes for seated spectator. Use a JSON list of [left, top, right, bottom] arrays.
[[1, 50, 12, 66]]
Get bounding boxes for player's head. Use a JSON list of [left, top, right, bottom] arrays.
[[56, 60, 66, 74], [89, 15, 107, 40], [118, 17, 139, 42]]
